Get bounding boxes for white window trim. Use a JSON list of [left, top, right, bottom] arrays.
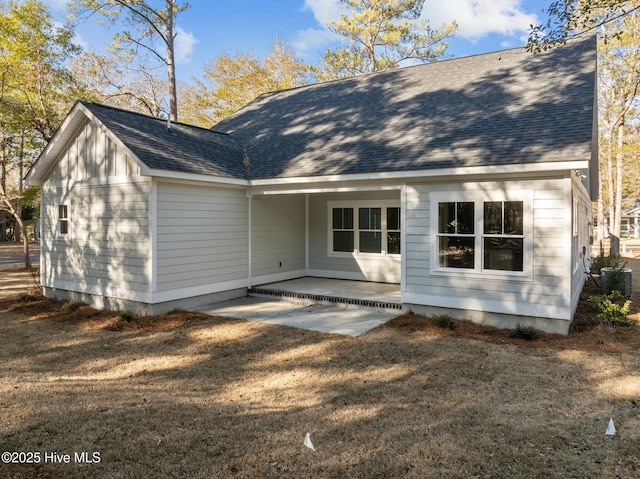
[[327, 200, 401, 258], [57, 204, 69, 238], [429, 190, 534, 280]]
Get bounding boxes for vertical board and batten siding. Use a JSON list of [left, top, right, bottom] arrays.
[[251, 195, 306, 282], [41, 120, 150, 302], [308, 190, 401, 283], [155, 181, 249, 292], [404, 179, 572, 320]]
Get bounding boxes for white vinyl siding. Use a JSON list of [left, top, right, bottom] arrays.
[[308, 191, 401, 283], [404, 179, 572, 320], [251, 195, 306, 280], [155, 182, 248, 291], [41, 179, 151, 299], [570, 177, 593, 315]]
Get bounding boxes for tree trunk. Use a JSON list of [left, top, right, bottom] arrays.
[[611, 122, 625, 256], [166, 0, 178, 122], [15, 130, 24, 243]]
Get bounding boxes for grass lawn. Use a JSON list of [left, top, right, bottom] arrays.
[[1, 258, 639, 479]]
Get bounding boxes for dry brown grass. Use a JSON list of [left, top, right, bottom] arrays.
[[1, 258, 640, 479]]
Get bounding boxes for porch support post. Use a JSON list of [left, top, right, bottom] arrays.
[[247, 192, 252, 288], [400, 184, 407, 295], [305, 193, 309, 271]]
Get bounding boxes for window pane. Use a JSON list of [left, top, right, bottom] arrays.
[[359, 208, 369, 230], [438, 202, 455, 234], [60, 220, 68, 235], [333, 231, 354, 252], [59, 205, 68, 219], [439, 236, 475, 268], [504, 201, 523, 235], [332, 208, 342, 229], [387, 232, 400, 254], [359, 208, 381, 230], [360, 231, 382, 253], [344, 208, 353, 229], [387, 207, 400, 230], [457, 202, 474, 234], [484, 201, 502, 234], [371, 208, 381, 229], [484, 237, 523, 271]]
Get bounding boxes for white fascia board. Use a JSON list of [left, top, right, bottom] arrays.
[[248, 160, 591, 190], [145, 168, 250, 187]]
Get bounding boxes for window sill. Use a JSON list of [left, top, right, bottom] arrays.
[[329, 251, 401, 259]]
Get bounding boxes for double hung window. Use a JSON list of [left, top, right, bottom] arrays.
[[58, 204, 69, 237], [432, 193, 530, 276], [329, 202, 400, 256]]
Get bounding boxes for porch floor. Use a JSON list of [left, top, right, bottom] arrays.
[[197, 278, 402, 337], [250, 277, 402, 310]]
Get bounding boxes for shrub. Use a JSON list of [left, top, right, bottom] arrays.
[[512, 324, 540, 341], [592, 253, 626, 273], [18, 293, 38, 303], [63, 301, 82, 312], [589, 292, 635, 327], [436, 314, 457, 330], [119, 310, 135, 322]]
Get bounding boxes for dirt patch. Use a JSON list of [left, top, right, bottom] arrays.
[[386, 256, 640, 353]]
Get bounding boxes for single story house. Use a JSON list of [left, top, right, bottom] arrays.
[[26, 37, 598, 334]]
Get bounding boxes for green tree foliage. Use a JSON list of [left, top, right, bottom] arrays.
[[71, 0, 190, 122], [320, 0, 457, 79], [528, 0, 640, 52], [0, 0, 81, 266], [180, 39, 315, 127]]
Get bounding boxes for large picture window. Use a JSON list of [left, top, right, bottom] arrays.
[[329, 202, 400, 256], [432, 193, 530, 276]]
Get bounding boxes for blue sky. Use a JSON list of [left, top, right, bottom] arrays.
[[44, 0, 552, 83]]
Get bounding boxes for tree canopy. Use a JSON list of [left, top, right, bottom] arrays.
[[528, 0, 640, 52], [180, 39, 315, 127], [321, 0, 457, 79], [70, 0, 190, 121]]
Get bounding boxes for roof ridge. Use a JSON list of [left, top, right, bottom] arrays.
[[80, 101, 229, 136]]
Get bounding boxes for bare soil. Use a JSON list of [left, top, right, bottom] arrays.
[[1, 244, 639, 479]]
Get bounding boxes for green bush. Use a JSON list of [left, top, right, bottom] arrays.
[[589, 292, 635, 326], [592, 253, 626, 272], [63, 301, 82, 312], [119, 310, 135, 322], [512, 324, 540, 341], [436, 314, 457, 330]]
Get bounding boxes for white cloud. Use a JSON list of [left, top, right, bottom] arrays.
[[422, 0, 540, 41], [296, 0, 541, 55], [302, 0, 343, 24], [174, 25, 198, 64]]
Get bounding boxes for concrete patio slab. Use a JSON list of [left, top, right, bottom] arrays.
[[197, 296, 398, 337]]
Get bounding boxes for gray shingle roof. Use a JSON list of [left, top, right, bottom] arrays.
[[214, 36, 596, 179], [78, 37, 596, 182], [81, 102, 248, 179]]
